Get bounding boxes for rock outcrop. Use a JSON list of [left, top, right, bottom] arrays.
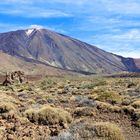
[[2, 71, 26, 86]]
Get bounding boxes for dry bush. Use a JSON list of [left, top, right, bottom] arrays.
[[95, 101, 112, 110], [80, 80, 107, 89], [135, 119, 140, 127], [94, 122, 125, 140], [122, 105, 135, 115], [127, 82, 137, 88], [89, 88, 123, 105], [0, 102, 16, 113], [40, 79, 56, 90], [96, 91, 122, 104], [95, 101, 121, 113], [73, 107, 96, 117], [24, 105, 72, 127], [0, 127, 5, 139], [132, 100, 140, 109], [61, 121, 125, 140], [0, 92, 20, 117], [121, 98, 131, 106], [109, 105, 121, 113], [133, 109, 140, 119]]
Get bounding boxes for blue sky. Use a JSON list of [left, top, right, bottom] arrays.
[[0, 0, 140, 58]]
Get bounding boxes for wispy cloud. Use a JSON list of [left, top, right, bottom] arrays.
[[0, 7, 71, 18], [91, 29, 140, 58], [101, 0, 140, 15], [0, 23, 67, 34]]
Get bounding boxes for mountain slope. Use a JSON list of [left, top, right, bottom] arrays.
[[134, 59, 140, 69], [0, 51, 78, 75], [0, 28, 139, 74]]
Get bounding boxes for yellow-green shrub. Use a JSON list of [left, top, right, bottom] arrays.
[[132, 100, 140, 109], [0, 102, 16, 113], [135, 119, 140, 127], [96, 91, 122, 104], [94, 122, 125, 140], [95, 101, 121, 113], [72, 121, 125, 140], [74, 107, 96, 117], [122, 105, 135, 115], [24, 105, 72, 126]]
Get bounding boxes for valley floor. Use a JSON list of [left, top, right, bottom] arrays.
[[0, 75, 140, 140]]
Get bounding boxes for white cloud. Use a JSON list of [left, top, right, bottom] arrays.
[[94, 29, 140, 41], [29, 25, 43, 29], [99, 0, 140, 15], [0, 23, 67, 34], [46, 0, 89, 5], [0, 0, 31, 4], [91, 29, 140, 58], [117, 51, 140, 58], [0, 6, 71, 18]]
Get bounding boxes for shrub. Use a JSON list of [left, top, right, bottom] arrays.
[[134, 109, 140, 119], [0, 102, 16, 113], [122, 105, 135, 115], [109, 105, 121, 113], [96, 91, 122, 104], [132, 100, 140, 109], [0, 127, 5, 139], [0, 93, 20, 114], [24, 105, 72, 127], [94, 122, 125, 140], [121, 98, 131, 106], [95, 101, 112, 110], [80, 80, 107, 89], [40, 79, 56, 90], [95, 101, 121, 113], [61, 121, 125, 140], [73, 107, 96, 117], [135, 119, 140, 127], [127, 82, 137, 88]]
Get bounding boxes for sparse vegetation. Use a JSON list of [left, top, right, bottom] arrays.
[[0, 75, 140, 139], [80, 79, 107, 89]]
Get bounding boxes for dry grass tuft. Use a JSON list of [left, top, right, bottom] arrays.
[[0, 102, 16, 113], [70, 121, 125, 140], [95, 101, 121, 113], [96, 91, 122, 104], [122, 105, 135, 114], [132, 100, 140, 109], [94, 122, 125, 140], [73, 107, 96, 117], [24, 105, 72, 127], [135, 119, 140, 127], [0, 92, 20, 115]]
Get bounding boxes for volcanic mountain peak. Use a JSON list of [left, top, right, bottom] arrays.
[[0, 28, 139, 74], [25, 29, 35, 36]]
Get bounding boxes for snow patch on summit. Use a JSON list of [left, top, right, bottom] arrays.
[[25, 29, 34, 36]]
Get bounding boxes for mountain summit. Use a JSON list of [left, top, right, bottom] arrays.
[[0, 28, 139, 74]]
